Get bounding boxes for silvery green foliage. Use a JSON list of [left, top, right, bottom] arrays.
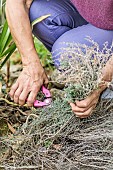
[[1, 99, 113, 170], [1, 39, 113, 170]]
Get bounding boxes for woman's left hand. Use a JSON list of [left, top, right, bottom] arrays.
[[70, 55, 113, 118], [70, 84, 107, 118]]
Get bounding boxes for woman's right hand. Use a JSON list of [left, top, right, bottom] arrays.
[[9, 62, 49, 106]]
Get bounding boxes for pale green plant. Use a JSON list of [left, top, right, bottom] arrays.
[[0, 40, 113, 170]]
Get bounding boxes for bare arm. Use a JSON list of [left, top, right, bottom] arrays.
[[6, 0, 39, 65], [6, 0, 48, 106]]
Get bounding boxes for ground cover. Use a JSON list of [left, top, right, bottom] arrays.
[[0, 40, 113, 170]]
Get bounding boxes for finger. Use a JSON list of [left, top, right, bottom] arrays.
[[44, 76, 49, 87], [75, 104, 96, 118], [27, 85, 40, 106], [70, 102, 90, 113], [9, 82, 19, 99], [75, 90, 100, 108], [14, 85, 23, 103], [76, 115, 89, 119], [18, 87, 30, 106], [70, 97, 98, 113]]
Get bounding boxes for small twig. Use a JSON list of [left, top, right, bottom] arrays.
[[7, 122, 16, 134], [22, 114, 39, 134], [0, 97, 28, 107], [17, 108, 29, 116], [0, 165, 40, 169], [6, 59, 10, 88]]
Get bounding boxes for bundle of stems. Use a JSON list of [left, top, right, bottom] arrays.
[[54, 38, 113, 102]]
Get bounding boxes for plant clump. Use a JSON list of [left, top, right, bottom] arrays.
[[54, 38, 113, 102], [0, 39, 113, 170]]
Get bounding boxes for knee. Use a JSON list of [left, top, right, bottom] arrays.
[[29, 0, 53, 50], [29, 0, 42, 23], [52, 36, 68, 67], [29, 0, 61, 51], [29, 0, 55, 24]]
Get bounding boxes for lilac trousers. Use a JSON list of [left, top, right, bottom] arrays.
[[29, 0, 113, 65]]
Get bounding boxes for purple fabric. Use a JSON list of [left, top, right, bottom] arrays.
[[29, 0, 87, 51], [71, 0, 113, 30]]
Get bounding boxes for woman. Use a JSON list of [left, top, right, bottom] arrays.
[[6, 0, 113, 118]]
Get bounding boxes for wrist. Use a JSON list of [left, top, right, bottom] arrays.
[[22, 62, 45, 80], [23, 60, 44, 73], [102, 56, 113, 82], [22, 53, 41, 66]]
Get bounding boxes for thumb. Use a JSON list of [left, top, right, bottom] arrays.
[[44, 76, 49, 87]]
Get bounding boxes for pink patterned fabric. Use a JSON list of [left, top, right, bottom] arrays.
[[71, 0, 113, 30]]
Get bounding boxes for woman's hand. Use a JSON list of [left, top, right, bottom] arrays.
[[6, 0, 49, 106], [9, 62, 48, 106], [70, 56, 113, 118], [70, 85, 106, 118]]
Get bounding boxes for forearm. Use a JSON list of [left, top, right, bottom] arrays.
[[6, 0, 40, 65], [102, 55, 113, 82]]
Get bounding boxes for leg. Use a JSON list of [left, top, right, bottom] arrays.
[[29, 0, 88, 51], [52, 24, 113, 66]]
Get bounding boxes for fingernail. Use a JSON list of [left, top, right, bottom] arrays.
[[10, 97, 13, 101]]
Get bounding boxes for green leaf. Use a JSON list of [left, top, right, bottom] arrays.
[[0, 21, 8, 45], [0, 43, 16, 59], [0, 45, 16, 68], [0, 21, 10, 54], [2, 33, 13, 52], [32, 14, 51, 29]]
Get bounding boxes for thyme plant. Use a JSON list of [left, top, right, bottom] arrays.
[[54, 38, 113, 102]]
